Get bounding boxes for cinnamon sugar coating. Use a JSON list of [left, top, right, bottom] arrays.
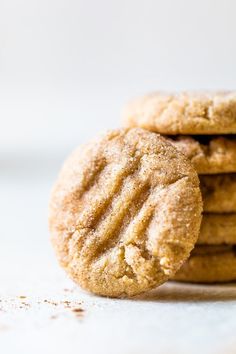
[[123, 91, 236, 135], [49, 128, 202, 297]]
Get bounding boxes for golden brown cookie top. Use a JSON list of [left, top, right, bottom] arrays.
[[49, 128, 202, 297], [122, 91, 236, 134]]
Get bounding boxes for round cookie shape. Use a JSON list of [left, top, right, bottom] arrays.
[[173, 246, 236, 283], [198, 214, 236, 245], [168, 135, 236, 174], [49, 128, 202, 298], [200, 174, 236, 213], [122, 91, 236, 135]]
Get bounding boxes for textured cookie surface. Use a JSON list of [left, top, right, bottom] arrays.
[[168, 136, 236, 174], [200, 174, 236, 213], [173, 245, 236, 283], [123, 91, 236, 134], [49, 128, 202, 297], [198, 214, 236, 245]]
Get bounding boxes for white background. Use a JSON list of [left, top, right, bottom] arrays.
[[1, 0, 236, 153], [1, 2, 236, 354]]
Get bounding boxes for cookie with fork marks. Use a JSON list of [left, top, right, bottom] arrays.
[[49, 128, 202, 297]]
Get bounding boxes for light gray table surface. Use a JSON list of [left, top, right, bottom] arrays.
[[1, 154, 236, 354]]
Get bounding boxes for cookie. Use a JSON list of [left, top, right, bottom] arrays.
[[122, 91, 236, 134], [198, 214, 236, 245], [49, 128, 202, 298], [168, 136, 236, 174], [200, 174, 236, 213], [173, 245, 236, 283]]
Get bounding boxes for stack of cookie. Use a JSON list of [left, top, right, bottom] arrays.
[[122, 91, 236, 283]]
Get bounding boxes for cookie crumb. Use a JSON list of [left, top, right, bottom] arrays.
[[63, 300, 71, 308], [43, 300, 58, 306], [72, 308, 84, 317], [22, 302, 30, 306]]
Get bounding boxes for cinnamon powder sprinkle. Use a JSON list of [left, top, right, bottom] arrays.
[[72, 308, 85, 317]]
